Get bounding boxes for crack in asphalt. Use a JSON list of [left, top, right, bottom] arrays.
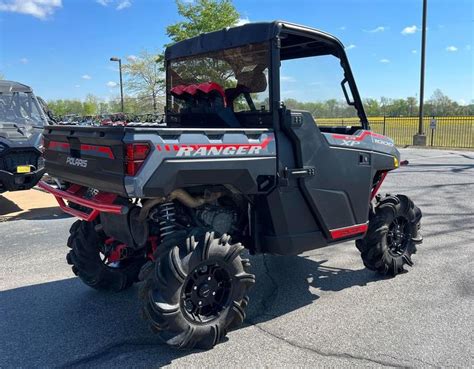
[[246, 255, 405, 368], [379, 352, 437, 368]]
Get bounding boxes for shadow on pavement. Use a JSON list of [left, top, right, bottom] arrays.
[[0, 195, 21, 215], [0, 207, 70, 222], [0, 254, 380, 368], [246, 254, 380, 323]]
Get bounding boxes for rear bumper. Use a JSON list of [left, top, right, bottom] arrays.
[[37, 181, 128, 221], [0, 168, 45, 192]]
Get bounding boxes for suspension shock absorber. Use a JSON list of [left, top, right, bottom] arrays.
[[158, 202, 176, 240]]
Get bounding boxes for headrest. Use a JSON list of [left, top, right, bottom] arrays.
[[171, 82, 226, 103], [235, 70, 267, 93]]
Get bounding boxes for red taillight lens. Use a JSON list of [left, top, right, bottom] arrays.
[[125, 143, 151, 176]]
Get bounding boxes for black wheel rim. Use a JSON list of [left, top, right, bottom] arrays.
[[386, 216, 410, 256], [181, 261, 232, 324]]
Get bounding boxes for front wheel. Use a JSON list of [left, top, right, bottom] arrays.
[[356, 194, 422, 277], [139, 231, 254, 349]]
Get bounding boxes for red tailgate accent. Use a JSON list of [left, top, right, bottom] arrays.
[[80, 144, 115, 159], [330, 223, 368, 240], [332, 130, 386, 141], [38, 181, 126, 221], [47, 141, 114, 159], [48, 141, 70, 151]]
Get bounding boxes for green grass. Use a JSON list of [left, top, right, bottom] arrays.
[[317, 116, 474, 148]]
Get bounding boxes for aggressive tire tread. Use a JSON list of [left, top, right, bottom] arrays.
[[138, 230, 254, 349], [67, 220, 145, 292], [356, 194, 422, 277]]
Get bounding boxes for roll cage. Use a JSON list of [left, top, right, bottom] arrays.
[[165, 21, 369, 130]]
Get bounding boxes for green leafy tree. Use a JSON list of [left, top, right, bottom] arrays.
[[427, 89, 458, 116], [121, 0, 240, 112], [166, 0, 240, 44], [122, 51, 165, 113], [406, 96, 418, 116], [83, 94, 98, 115], [363, 98, 381, 116]]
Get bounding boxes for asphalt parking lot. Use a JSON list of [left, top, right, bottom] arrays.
[[0, 148, 473, 368]]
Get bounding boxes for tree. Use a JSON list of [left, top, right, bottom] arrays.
[[83, 94, 98, 115], [363, 98, 381, 116], [166, 0, 240, 44], [122, 51, 165, 113], [428, 89, 457, 116], [406, 96, 418, 116], [121, 1, 240, 113]]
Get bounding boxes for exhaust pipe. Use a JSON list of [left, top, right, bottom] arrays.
[[138, 189, 222, 221]]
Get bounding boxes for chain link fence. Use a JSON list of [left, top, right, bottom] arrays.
[[317, 116, 474, 148]]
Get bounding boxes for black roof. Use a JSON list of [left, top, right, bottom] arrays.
[[0, 80, 33, 93], [165, 20, 345, 60]]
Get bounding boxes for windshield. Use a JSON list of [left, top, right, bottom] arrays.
[[167, 42, 270, 116], [0, 92, 47, 127]]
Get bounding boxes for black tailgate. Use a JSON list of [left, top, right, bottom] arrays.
[[43, 125, 127, 195]]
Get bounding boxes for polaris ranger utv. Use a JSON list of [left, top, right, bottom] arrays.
[[0, 81, 48, 193], [40, 21, 422, 349]]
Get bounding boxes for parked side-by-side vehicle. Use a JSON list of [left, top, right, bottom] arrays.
[[0, 80, 48, 193], [40, 21, 422, 349]]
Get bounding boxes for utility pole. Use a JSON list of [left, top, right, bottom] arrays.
[[110, 57, 124, 112], [414, 0, 428, 146]]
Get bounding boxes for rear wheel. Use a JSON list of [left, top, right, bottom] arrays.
[[139, 230, 254, 349], [356, 194, 422, 277], [67, 220, 145, 292]]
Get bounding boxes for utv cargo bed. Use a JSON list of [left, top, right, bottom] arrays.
[[43, 125, 276, 197]]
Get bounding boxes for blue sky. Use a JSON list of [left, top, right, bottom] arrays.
[[0, 0, 472, 104]]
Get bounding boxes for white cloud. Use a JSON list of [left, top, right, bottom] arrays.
[[96, 0, 131, 10], [379, 59, 390, 63], [411, 49, 417, 54], [82, 74, 92, 80], [446, 46, 458, 52], [366, 26, 385, 33], [116, 0, 131, 10], [338, 26, 346, 31], [0, 0, 62, 20], [19, 57, 28, 64], [235, 17, 250, 26], [74, 84, 80, 88], [126, 55, 138, 62], [345, 44, 356, 50], [107, 81, 118, 88], [466, 45, 472, 51], [459, 99, 466, 106], [401, 25, 419, 35], [280, 75, 296, 83]]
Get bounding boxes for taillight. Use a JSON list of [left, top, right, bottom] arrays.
[[125, 143, 151, 176]]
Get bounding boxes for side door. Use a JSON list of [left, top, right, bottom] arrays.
[[280, 110, 373, 240]]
